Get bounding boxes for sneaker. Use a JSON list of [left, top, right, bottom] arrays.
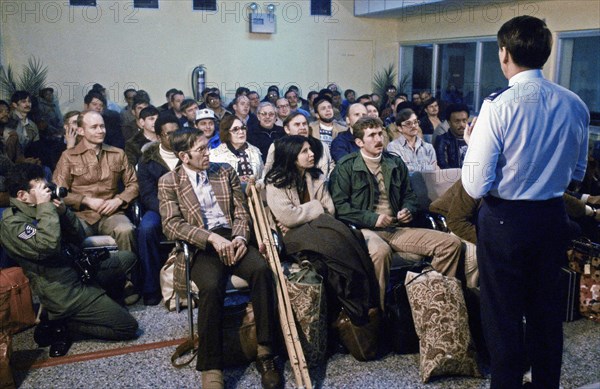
[[256, 355, 282, 389], [123, 280, 140, 305]]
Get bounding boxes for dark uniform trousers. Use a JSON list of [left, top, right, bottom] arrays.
[[190, 229, 275, 371], [478, 196, 568, 389]]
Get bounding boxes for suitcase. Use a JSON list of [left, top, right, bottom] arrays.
[[0, 267, 36, 335], [559, 266, 580, 322], [567, 238, 600, 322]]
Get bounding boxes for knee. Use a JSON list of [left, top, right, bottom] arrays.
[[112, 222, 135, 237], [371, 244, 392, 267], [116, 250, 137, 272]]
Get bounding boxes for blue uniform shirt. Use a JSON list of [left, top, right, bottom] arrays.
[[462, 69, 589, 200]]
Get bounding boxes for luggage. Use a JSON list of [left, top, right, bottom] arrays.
[[159, 250, 195, 311], [286, 260, 327, 367], [171, 302, 257, 368], [0, 267, 36, 335], [405, 270, 480, 383], [567, 238, 600, 322]]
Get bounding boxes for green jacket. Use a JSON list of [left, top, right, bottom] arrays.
[[329, 151, 418, 229], [0, 199, 103, 319]]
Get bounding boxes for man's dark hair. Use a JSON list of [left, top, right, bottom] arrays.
[[0, 100, 9, 109], [235, 87, 250, 97], [91, 83, 105, 93], [205, 92, 220, 101], [123, 88, 136, 98], [169, 90, 184, 102], [422, 97, 438, 109], [63, 110, 80, 124], [352, 116, 383, 141], [180, 98, 198, 112], [307, 91, 318, 101], [170, 127, 204, 157], [395, 108, 416, 127], [84, 91, 106, 106], [497, 15, 552, 69], [10, 91, 31, 104], [395, 101, 413, 114], [318, 89, 333, 99], [284, 89, 297, 99], [344, 89, 356, 99], [364, 101, 379, 114], [139, 105, 159, 120], [154, 112, 180, 136], [313, 96, 333, 111], [165, 88, 179, 98], [445, 103, 470, 121], [332, 91, 341, 97], [247, 91, 259, 98], [357, 94, 372, 102], [132, 94, 150, 110], [6, 163, 45, 197]]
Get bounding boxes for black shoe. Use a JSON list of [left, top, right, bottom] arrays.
[[143, 292, 162, 306], [256, 355, 282, 389], [49, 325, 72, 358], [33, 320, 54, 348]]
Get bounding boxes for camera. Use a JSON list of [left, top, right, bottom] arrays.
[[47, 183, 68, 200], [65, 245, 111, 283]]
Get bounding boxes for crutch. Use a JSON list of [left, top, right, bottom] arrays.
[[248, 184, 312, 389]]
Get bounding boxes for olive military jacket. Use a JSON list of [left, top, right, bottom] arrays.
[[329, 151, 418, 229], [0, 198, 103, 319]]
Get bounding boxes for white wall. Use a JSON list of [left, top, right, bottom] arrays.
[[0, 0, 399, 112]]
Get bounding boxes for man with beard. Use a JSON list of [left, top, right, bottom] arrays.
[[309, 96, 347, 149]]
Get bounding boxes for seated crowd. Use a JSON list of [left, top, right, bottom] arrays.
[[0, 81, 595, 389]]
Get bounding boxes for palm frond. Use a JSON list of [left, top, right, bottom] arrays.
[[372, 64, 397, 97], [398, 73, 412, 94], [17, 57, 48, 95], [0, 64, 17, 99]]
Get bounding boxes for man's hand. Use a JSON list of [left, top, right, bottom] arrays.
[[31, 182, 51, 205], [83, 197, 106, 212], [98, 198, 124, 216], [65, 127, 77, 149], [232, 237, 247, 263], [464, 116, 477, 145], [375, 214, 396, 228], [52, 199, 67, 215], [397, 208, 413, 224], [208, 233, 237, 266]]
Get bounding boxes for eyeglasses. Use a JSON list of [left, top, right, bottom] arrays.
[[277, 104, 290, 109], [259, 112, 276, 117], [230, 125, 247, 134], [401, 120, 419, 128]]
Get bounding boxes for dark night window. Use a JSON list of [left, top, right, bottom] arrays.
[[193, 0, 217, 11], [134, 0, 158, 9], [69, 0, 96, 5], [311, 0, 331, 16]]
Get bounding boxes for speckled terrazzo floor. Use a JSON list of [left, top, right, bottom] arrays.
[[8, 301, 600, 389]]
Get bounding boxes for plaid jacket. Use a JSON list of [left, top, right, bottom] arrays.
[[158, 163, 250, 251]]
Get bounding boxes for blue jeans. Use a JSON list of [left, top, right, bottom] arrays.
[[137, 211, 164, 295]]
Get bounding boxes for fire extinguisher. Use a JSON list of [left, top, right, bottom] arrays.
[[191, 65, 206, 101]]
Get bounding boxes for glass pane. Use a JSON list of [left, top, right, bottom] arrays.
[[134, 0, 158, 8], [436, 42, 476, 110], [193, 0, 216, 11], [560, 35, 600, 126], [480, 41, 506, 110], [400, 45, 433, 96]]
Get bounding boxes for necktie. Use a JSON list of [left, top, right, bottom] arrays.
[[196, 173, 201, 185]]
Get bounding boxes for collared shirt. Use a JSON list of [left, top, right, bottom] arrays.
[[462, 69, 589, 200], [386, 134, 438, 173], [182, 165, 230, 231]]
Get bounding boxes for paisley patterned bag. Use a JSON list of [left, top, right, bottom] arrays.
[[405, 270, 480, 383], [286, 260, 327, 368]]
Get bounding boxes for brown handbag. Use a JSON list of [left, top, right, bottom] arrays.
[[334, 307, 380, 362], [0, 267, 36, 335], [171, 302, 257, 368]]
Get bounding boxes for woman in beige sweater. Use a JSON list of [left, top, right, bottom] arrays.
[[264, 135, 380, 330]]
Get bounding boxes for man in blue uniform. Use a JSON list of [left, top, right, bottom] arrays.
[[462, 16, 589, 389]]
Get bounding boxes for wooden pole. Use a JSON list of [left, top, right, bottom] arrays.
[[248, 184, 312, 389]]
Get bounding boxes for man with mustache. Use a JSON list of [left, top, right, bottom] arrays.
[[330, 116, 462, 309]]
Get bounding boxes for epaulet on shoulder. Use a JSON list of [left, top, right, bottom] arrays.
[[485, 86, 512, 101], [337, 152, 357, 165]]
